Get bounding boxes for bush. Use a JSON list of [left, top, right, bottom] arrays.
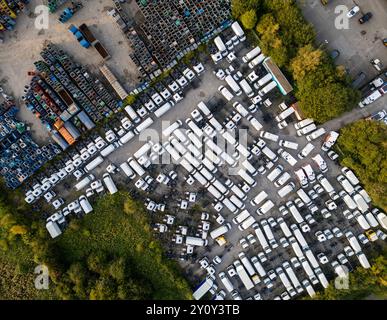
[[240, 9, 258, 30], [336, 120, 387, 211]]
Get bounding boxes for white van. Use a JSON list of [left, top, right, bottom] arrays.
[[295, 169, 308, 188], [275, 107, 295, 122], [298, 143, 315, 159], [239, 79, 254, 97], [225, 75, 242, 96], [186, 119, 203, 137], [233, 102, 249, 117], [180, 159, 194, 174], [242, 159, 258, 176], [342, 167, 360, 186], [278, 182, 296, 198], [218, 272, 234, 293], [218, 85, 234, 101], [197, 102, 212, 118], [278, 218, 292, 238], [222, 198, 238, 214], [239, 216, 256, 231], [154, 101, 173, 118], [297, 123, 317, 136], [294, 119, 313, 130], [267, 165, 284, 182], [209, 117, 224, 133], [353, 194, 369, 213], [186, 130, 203, 148], [306, 128, 326, 141], [210, 224, 231, 240], [134, 117, 154, 134], [255, 73, 272, 88], [162, 120, 182, 137], [257, 200, 274, 215], [238, 169, 257, 187], [248, 53, 265, 68], [124, 105, 141, 123], [120, 162, 136, 179], [250, 191, 268, 206], [230, 195, 245, 210], [227, 185, 244, 201], [297, 189, 312, 206], [247, 115, 263, 132], [128, 158, 146, 176], [232, 210, 251, 224], [262, 146, 278, 162], [279, 140, 298, 150], [260, 131, 279, 142]]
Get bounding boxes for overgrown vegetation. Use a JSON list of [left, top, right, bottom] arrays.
[[0, 183, 192, 300], [232, 0, 360, 123], [336, 120, 387, 211], [310, 253, 387, 300], [54, 192, 192, 300]]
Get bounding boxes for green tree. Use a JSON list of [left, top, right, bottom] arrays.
[[231, 0, 263, 18], [290, 45, 323, 81], [336, 120, 387, 211], [240, 9, 258, 30]]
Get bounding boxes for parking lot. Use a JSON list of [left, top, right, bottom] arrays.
[[26, 22, 387, 301], [0, 0, 140, 144], [297, 0, 387, 82]]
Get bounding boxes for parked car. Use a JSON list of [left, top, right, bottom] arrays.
[[347, 6, 360, 18], [359, 12, 373, 24]]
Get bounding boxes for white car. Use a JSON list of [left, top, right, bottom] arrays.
[[247, 234, 257, 245], [258, 252, 267, 263], [315, 231, 327, 242], [191, 109, 203, 122], [332, 227, 343, 238], [317, 253, 329, 265], [358, 233, 369, 245], [337, 253, 348, 265], [344, 246, 355, 257], [324, 229, 334, 240], [300, 222, 311, 233], [240, 238, 249, 249], [347, 6, 360, 18], [214, 69, 226, 80], [227, 265, 237, 277]]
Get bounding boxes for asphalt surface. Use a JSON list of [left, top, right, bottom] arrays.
[[297, 0, 387, 81]]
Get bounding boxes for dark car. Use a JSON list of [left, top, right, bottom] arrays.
[[359, 12, 373, 24], [351, 72, 366, 89], [383, 38, 387, 47], [330, 49, 340, 60]]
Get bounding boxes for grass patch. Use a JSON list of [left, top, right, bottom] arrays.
[[54, 192, 192, 300], [0, 241, 55, 299]]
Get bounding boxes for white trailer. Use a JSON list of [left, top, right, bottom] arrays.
[[253, 224, 270, 252], [234, 260, 254, 290], [193, 276, 214, 300], [239, 253, 256, 276], [283, 263, 303, 293]]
